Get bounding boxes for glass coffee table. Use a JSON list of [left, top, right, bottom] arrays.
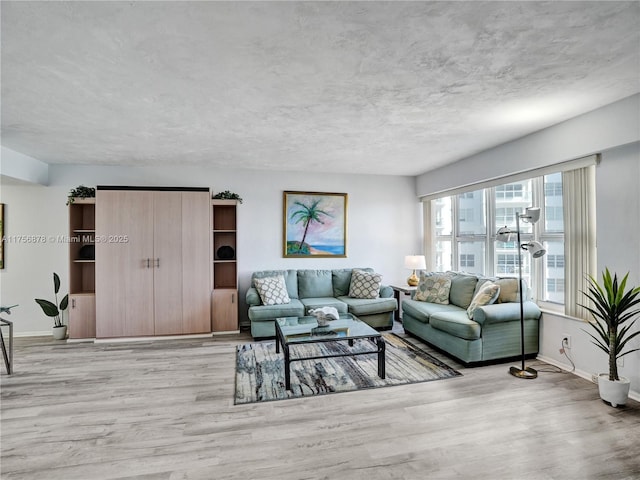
[[275, 313, 386, 391]]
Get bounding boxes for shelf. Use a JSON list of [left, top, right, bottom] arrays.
[[211, 200, 238, 330], [69, 200, 96, 299], [213, 205, 236, 231]]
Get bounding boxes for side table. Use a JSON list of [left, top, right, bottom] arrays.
[[389, 284, 417, 322]]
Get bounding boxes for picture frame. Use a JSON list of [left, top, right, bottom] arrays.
[[283, 191, 347, 258]]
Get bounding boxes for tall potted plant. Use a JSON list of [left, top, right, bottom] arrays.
[[581, 269, 640, 407], [35, 272, 69, 340]]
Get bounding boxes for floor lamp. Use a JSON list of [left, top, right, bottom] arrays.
[[496, 207, 546, 379]]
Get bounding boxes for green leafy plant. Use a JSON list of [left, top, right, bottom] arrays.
[[212, 190, 243, 203], [580, 269, 640, 381], [66, 185, 96, 205], [35, 273, 69, 328]]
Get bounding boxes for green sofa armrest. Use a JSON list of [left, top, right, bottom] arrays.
[[246, 287, 262, 307], [379, 285, 393, 298], [472, 301, 541, 325]]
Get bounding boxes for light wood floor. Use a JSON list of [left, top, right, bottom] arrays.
[[1, 325, 639, 480]]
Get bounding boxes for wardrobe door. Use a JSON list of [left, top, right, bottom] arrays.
[[181, 191, 211, 333], [153, 191, 184, 335], [96, 190, 155, 337]]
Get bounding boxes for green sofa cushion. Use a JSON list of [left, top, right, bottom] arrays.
[[430, 311, 482, 340], [448, 273, 479, 309], [401, 299, 467, 324], [337, 296, 397, 316], [331, 268, 373, 297], [298, 270, 333, 298], [252, 269, 299, 299], [300, 297, 348, 314]]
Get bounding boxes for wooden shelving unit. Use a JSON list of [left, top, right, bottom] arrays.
[[211, 199, 239, 333], [68, 198, 96, 339]]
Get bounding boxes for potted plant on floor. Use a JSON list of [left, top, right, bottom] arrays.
[[581, 269, 640, 407], [35, 273, 69, 340]]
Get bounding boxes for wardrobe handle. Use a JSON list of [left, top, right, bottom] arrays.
[[72, 298, 76, 308], [155, 258, 160, 268], [146, 258, 150, 268], [232, 293, 235, 304]]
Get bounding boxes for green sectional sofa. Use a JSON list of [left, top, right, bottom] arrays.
[[246, 268, 397, 338], [401, 272, 541, 365]]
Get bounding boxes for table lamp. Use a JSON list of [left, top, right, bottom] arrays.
[[404, 255, 426, 286]]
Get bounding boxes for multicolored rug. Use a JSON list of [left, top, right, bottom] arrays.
[[235, 333, 462, 404]]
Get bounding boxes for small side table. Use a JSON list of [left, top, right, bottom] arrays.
[[389, 284, 417, 322]]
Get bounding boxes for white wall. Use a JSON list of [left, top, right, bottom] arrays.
[[415, 94, 640, 399], [0, 146, 50, 185], [0, 184, 69, 334], [0, 166, 422, 333], [417, 94, 640, 198]]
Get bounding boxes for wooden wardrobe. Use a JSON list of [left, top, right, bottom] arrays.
[[95, 187, 211, 338]]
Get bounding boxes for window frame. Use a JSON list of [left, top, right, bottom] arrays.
[[428, 175, 564, 305]]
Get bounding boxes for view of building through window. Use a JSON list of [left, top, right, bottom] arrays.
[[431, 172, 564, 304]]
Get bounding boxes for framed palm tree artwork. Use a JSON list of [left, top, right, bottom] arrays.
[[283, 191, 347, 258]]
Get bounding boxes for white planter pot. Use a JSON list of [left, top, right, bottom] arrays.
[[597, 374, 630, 407], [52, 325, 67, 340]]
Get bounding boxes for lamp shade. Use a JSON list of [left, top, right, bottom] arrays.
[[496, 226, 516, 243], [523, 241, 546, 258], [521, 207, 541, 224], [404, 255, 426, 270]]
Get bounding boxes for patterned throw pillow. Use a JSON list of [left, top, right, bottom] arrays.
[[467, 281, 500, 319], [348, 269, 382, 299], [254, 275, 291, 306], [415, 273, 452, 304]]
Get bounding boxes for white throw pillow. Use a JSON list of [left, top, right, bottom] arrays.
[[254, 275, 291, 306], [348, 269, 382, 299], [467, 281, 500, 319]]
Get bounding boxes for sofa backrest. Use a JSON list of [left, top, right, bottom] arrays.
[[251, 269, 299, 299], [331, 268, 374, 297], [448, 272, 479, 309], [297, 270, 333, 298], [251, 268, 379, 300]]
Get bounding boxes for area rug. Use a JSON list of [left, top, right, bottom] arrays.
[[234, 333, 462, 404]]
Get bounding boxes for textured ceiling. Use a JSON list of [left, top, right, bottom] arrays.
[[1, 1, 639, 176]]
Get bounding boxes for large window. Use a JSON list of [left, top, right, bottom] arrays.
[[429, 174, 564, 303]]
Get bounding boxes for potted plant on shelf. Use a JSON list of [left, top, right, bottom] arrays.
[[580, 269, 640, 407], [212, 190, 243, 203], [35, 273, 69, 340], [66, 185, 95, 205]]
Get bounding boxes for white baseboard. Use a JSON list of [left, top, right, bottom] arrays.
[[537, 354, 640, 403], [93, 333, 213, 343], [12, 331, 215, 343], [14, 331, 51, 337]]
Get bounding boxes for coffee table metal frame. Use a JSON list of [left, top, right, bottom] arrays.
[[275, 314, 385, 391]]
